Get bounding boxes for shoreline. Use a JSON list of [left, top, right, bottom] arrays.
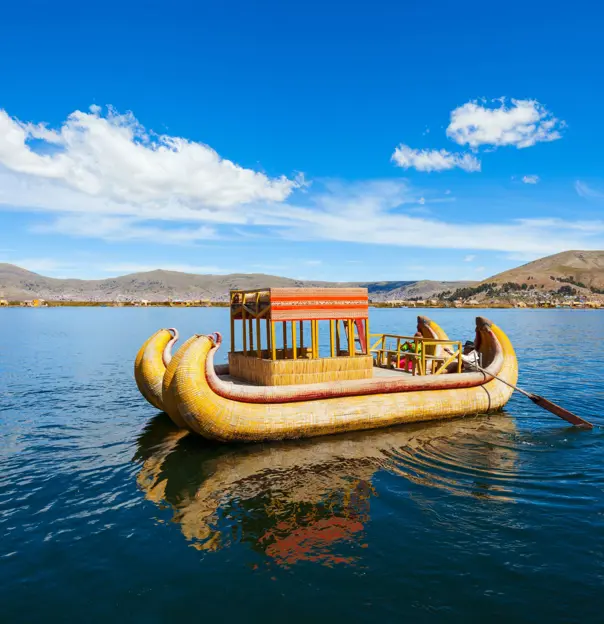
[[1, 301, 601, 310]]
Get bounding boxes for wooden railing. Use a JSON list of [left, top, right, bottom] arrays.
[[369, 333, 463, 376]]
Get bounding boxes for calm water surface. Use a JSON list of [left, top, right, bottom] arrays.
[[1, 308, 603, 622]]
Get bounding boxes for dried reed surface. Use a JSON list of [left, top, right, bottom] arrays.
[[161, 335, 198, 429], [229, 351, 374, 386], [134, 329, 172, 411], [169, 321, 518, 442]]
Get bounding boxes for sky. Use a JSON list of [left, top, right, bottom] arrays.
[[1, 0, 604, 282]]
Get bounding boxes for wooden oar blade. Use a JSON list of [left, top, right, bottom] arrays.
[[529, 395, 594, 429]]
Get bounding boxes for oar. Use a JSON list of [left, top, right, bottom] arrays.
[[470, 363, 594, 429]]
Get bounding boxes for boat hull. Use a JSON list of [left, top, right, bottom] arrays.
[[168, 319, 517, 442]]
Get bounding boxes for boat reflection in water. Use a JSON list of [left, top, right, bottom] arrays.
[[133, 414, 518, 566]]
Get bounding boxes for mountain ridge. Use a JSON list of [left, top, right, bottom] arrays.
[[3, 250, 602, 302], [0, 263, 475, 302]]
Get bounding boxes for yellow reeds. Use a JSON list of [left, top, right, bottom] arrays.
[[229, 351, 374, 386]]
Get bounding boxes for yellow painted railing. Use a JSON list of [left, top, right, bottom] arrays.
[[369, 333, 462, 376]]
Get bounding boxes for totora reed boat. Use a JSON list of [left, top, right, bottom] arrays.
[[134, 287, 518, 442]]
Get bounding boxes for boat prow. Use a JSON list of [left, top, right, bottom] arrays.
[[134, 328, 179, 411]]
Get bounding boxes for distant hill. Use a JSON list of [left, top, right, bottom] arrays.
[[4, 251, 602, 304], [0, 263, 476, 302], [483, 250, 604, 292], [377, 280, 478, 301], [432, 250, 604, 304]]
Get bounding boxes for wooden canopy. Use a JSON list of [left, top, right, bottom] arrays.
[[230, 287, 369, 322]]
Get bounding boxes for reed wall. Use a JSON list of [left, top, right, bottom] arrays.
[[229, 351, 374, 386]]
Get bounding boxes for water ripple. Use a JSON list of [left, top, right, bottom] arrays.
[[1, 307, 603, 622]]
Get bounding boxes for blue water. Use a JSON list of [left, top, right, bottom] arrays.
[[1, 308, 603, 623]]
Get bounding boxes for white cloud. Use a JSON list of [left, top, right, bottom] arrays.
[[3, 165, 604, 257], [515, 217, 604, 232], [277, 182, 604, 255], [0, 257, 234, 278], [575, 180, 604, 199], [0, 106, 298, 209], [0, 103, 600, 261], [2, 257, 76, 274], [522, 175, 540, 184], [447, 98, 564, 149], [391, 144, 481, 172], [32, 214, 217, 244], [464, 254, 476, 262]]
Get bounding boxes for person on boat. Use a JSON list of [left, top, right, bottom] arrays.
[[397, 332, 423, 370], [443, 340, 479, 373], [460, 340, 480, 370]]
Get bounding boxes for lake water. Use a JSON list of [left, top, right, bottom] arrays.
[[1, 308, 603, 622]]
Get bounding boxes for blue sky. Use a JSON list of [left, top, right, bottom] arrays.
[[1, 0, 603, 282]]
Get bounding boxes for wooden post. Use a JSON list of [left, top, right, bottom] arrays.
[[282, 321, 287, 359], [365, 318, 370, 357], [330, 320, 335, 358], [256, 292, 261, 358], [242, 305, 247, 354], [292, 320, 297, 359], [335, 320, 341, 356], [249, 317, 254, 353], [231, 295, 235, 353], [271, 321, 276, 360], [266, 318, 271, 355], [299, 321, 304, 353], [348, 319, 355, 357]]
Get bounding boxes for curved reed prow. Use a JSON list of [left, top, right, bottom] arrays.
[[134, 328, 179, 411], [417, 315, 448, 341]]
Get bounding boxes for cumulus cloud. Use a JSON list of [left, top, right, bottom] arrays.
[[0, 104, 600, 258], [0, 106, 298, 209], [464, 254, 476, 262], [522, 175, 540, 184], [447, 98, 564, 149], [391, 145, 481, 172]]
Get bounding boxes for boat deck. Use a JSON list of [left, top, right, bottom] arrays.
[[218, 365, 415, 388]]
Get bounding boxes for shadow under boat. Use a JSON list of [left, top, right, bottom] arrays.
[[133, 412, 519, 566]]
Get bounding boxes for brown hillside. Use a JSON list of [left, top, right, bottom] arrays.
[[483, 250, 604, 291], [0, 264, 473, 302]]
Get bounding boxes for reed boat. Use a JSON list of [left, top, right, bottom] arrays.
[[134, 287, 518, 442]]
